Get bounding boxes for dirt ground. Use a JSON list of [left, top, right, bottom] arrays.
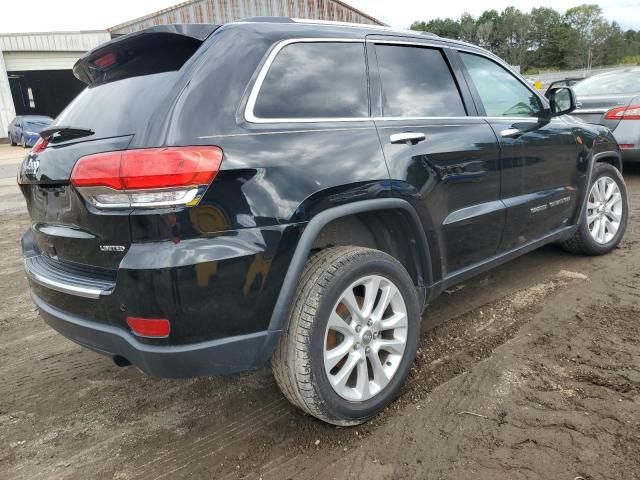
[[1, 144, 639, 480]]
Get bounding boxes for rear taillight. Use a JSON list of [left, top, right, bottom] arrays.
[[70, 146, 223, 209], [604, 104, 640, 120]]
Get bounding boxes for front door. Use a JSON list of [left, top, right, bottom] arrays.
[[456, 51, 582, 251], [368, 39, 503, 279]]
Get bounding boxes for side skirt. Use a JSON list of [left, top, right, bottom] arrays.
[[429, 225, 576, 300]]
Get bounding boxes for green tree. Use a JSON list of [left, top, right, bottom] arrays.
[[498, 7, 531, 68], [564, 4, 608, 68], [410, 18, 460, 38], [410, 4, 634, 69]]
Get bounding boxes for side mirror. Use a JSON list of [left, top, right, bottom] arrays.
[[545, 87, 577, 116]]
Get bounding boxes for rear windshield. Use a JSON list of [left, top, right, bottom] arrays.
[[54, 72, 179, 139], [573, 71, 640, 96]]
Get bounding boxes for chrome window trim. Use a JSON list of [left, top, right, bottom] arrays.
[[573, 109, 607, 114], [372, 116, 540, 122], [244, 38, 370, 124], [244, 37, 546, 125]]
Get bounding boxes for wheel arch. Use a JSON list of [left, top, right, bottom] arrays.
[[267, 198, 432, 333], [574, 150, 622, 228], [595, 151, 622, 173]]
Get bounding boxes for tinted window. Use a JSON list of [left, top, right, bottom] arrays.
[[375, 45, 466, 117], [573, 71, 640, 95], [55, 72, 180, 139], [253, 42, 368, 119], [460, 53, 541, 117]]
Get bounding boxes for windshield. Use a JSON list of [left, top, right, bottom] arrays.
[[573, 71, 640, 96], [24, 118, 52, 129]]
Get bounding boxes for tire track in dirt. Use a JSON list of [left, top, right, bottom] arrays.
[[213, 271, 588, 479]]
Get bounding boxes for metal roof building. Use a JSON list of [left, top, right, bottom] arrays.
[[109, 0, 384, 35], [1, 0, 383, 142]]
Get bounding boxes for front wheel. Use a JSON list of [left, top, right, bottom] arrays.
[[21, 136, 27, 148], [271, 246, 420, 425], [561, 163, 628, 255]]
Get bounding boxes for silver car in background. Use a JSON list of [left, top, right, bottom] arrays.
[[572, 68, 640, 163]]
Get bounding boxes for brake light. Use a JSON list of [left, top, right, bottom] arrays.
[[604, 104, 640, 120], [31, 137, 48, 154], [71, 146, 223, 208], [93, 52, 116, 69], [126, 317, 170, 338]]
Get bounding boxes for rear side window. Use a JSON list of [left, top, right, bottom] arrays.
[[252, 42, 368, 120], [375, 45, 466, 118], [460, 52, 542, 117]]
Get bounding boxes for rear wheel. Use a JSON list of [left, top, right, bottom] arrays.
[[271, 246, 420, 425], [561, 163, 628, 255]]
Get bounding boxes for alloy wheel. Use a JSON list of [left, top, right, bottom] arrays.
[[323, 274, 408, 402], [587, 176, 623, 244]]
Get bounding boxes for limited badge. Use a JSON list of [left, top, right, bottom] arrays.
[[99, 245, 126, 252], [23, 156, 40, 176]]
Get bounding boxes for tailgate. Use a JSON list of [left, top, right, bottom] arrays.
[[19, 136, 133, 269], [18, 24, 219, 271]]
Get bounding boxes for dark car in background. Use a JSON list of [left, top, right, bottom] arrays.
[[8, 115, 54, 148], [572, 68, 640, 162], [18, 19, 628, 425]]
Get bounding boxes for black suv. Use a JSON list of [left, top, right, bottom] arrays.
[[19, 18, 628, 425]]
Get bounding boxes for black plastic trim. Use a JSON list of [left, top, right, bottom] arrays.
[[266, 198, 431, 333], [33, 292, 278, 377]]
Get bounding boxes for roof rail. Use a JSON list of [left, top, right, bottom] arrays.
[[238, 16, 295, 23], [417, 31, 439, 37]]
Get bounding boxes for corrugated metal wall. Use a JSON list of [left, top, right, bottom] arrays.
[[110, 0, 384, 35], [0, 31, 110, 52]]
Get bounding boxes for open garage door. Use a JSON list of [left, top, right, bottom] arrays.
[[8, 69, 84, 118], [4, 51, 86, 118]]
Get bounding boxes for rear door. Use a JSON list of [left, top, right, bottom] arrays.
[[456, 50, 582, 251], [368, 37, 503, 278]]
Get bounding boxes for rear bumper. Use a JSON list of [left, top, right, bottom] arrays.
[[32, 291, 280, 377], [22, 222, 302, 377]]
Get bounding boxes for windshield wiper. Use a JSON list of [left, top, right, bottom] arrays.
[[39, 126, 94, 142]]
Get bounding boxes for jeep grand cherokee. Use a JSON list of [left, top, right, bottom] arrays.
[[19, 18, 628, 425]]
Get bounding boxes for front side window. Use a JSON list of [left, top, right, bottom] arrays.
[[252, 42, 368, 120], [460, 52, 542, 117], [375, 44, 466, 118]]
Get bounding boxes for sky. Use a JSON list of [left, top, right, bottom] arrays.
[[0, 0, 639, 34]]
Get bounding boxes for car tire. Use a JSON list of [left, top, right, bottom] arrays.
[[271, 246, 420, 425], [8, 133, 15, 146], [21, 136, 28, 148], [561, 163, 628, 256]]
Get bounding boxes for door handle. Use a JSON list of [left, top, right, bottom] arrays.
[[500, 128, 521, 138], [390, 132, 426, 145]]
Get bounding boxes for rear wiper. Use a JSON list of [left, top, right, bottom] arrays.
[[39, 126, 94, 142]]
